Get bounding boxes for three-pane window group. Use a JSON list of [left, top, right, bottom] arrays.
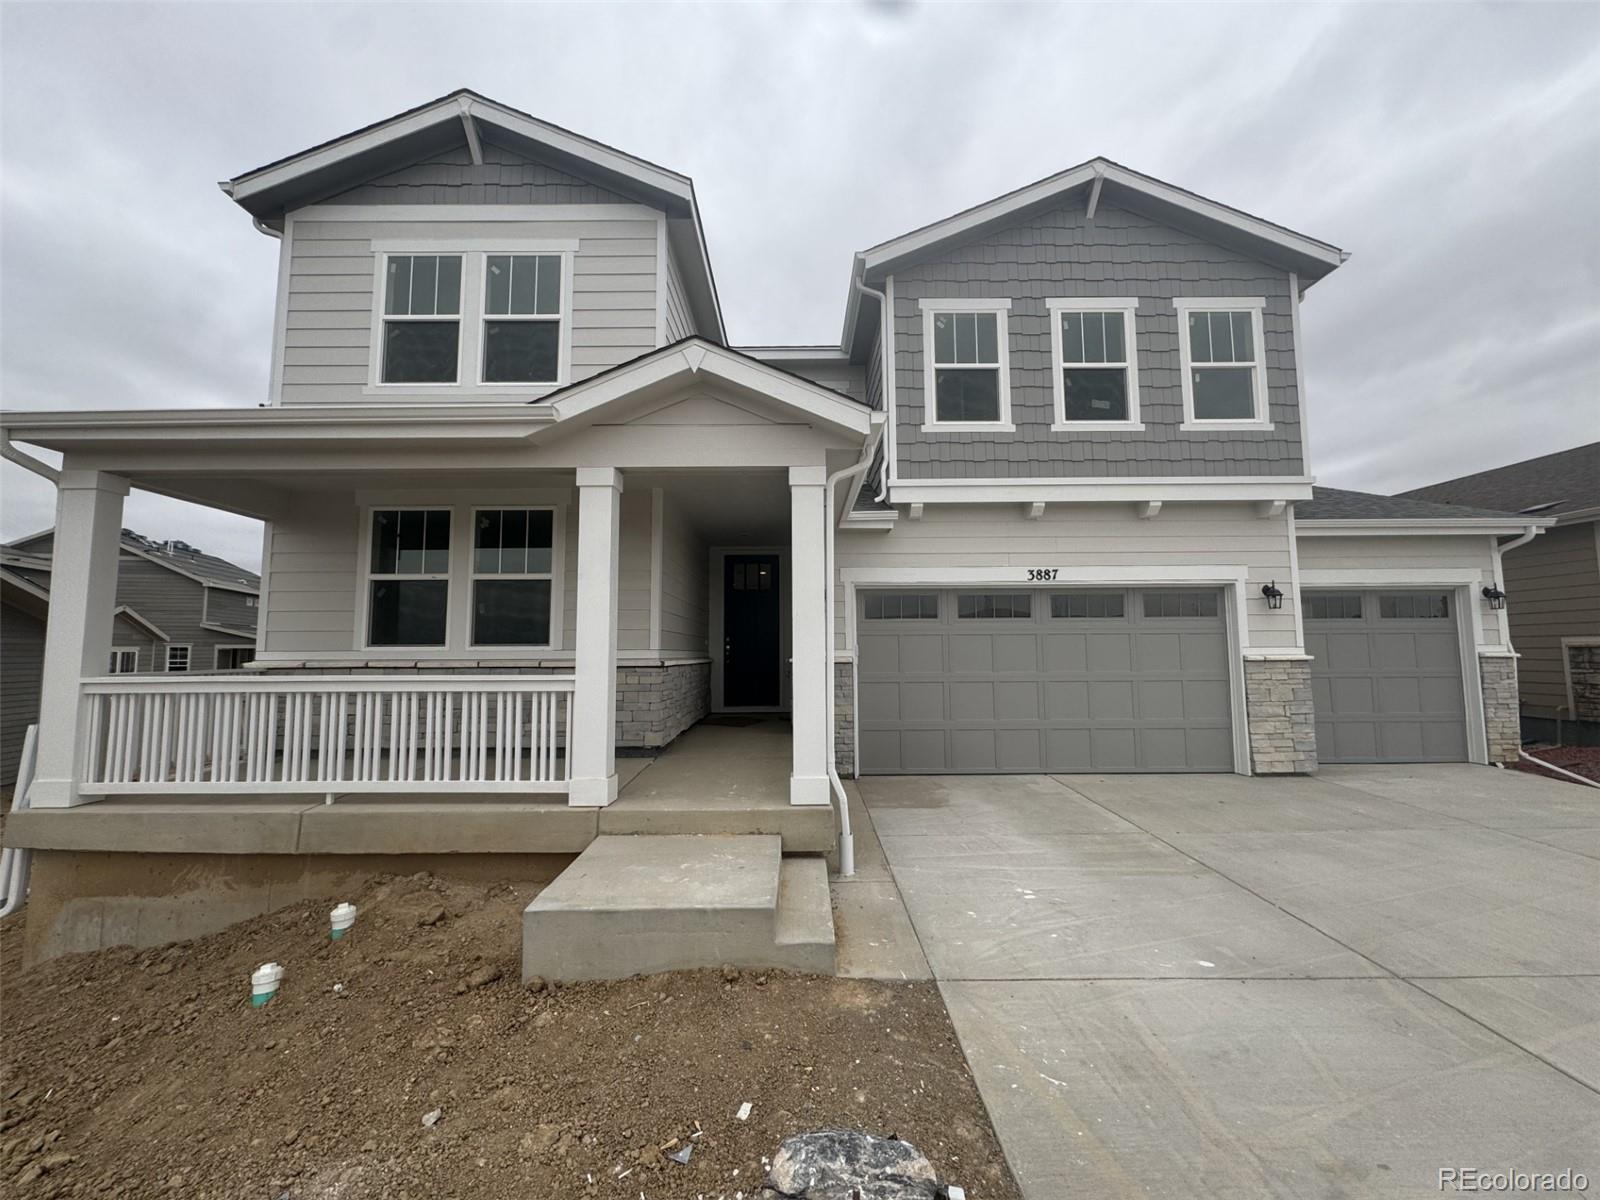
[[367, 508, 555, 647], [381, 254, 562, 386], [929, 305, 1262, 425]]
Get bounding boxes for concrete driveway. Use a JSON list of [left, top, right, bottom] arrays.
[[857, 765, 1600, 1199]]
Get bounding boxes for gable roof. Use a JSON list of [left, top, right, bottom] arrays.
[[544, 337, 874, 437], [842, 156, 1346, 355], [1398, 442, 1600, 523], [4, 529, 260, 592], [221, 88, 724, 342]]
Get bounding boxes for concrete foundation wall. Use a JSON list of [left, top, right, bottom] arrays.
[[617, 661, 711, 749], [1245, 657, 1318, 775], [834, 659, 856, 778], [1479, 654, 1521, 765], [21, 849, 573, 967]]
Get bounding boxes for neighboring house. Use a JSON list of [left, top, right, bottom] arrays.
[[0, 531, 259, 785], [1400, 443, 1600, 744], [0, 90, 1553, 962]]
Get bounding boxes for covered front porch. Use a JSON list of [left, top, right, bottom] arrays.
[[6, 340, 877, 820], [5, 717, 835, 860]]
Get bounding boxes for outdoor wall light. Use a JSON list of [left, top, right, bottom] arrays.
[[1482, 584, 1507, 610], [1261, 581, 1284, 610]]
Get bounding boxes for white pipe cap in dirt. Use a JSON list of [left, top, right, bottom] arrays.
[[330, 902, 358, 937], [251, 962, 284, 1006]]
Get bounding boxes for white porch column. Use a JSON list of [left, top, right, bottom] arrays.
[[569, 467, 623, 807], [789, 464, 830, 806], [30, 469, 129, 808]]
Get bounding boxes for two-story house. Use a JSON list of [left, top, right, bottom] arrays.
[[0, 530, 258, 786], [0, 91, 1547, 966]]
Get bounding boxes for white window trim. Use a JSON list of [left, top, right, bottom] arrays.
[[1173, 297, 1273, 432], [366, 240, 578, 399], [215, 645, 257, 670], [109, 647, 138, 674], [353, 504, 567, 656], [165, 644, 191, 673], [1046, 297, 1145, 431], [359, 506, 455, 650], [918, 298, 1015, 432], [468, 505, 560, 649]]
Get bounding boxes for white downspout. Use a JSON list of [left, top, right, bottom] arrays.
[[0, 431, 61, 484], [824, 412, 887, 878], [852, 278, 892, 503]]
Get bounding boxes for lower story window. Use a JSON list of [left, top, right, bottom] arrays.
[[165, 645, 191, 672], [109, 648, 138, 673], [368, 509, 451, 647], [217, 646, 257, 670], [472, 508, 555, 646]]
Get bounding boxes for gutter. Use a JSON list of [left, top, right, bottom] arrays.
[[823, 411, 888, 878], [851, 276, 892, 503], [0, 429, 60, 483]]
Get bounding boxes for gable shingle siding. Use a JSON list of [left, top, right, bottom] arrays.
[[325, 141, 636, 207], [890, 202, 1304, 479]]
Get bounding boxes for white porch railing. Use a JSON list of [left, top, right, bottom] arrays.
[[78, 675, 573, 795]]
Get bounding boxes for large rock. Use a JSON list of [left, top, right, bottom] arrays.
[[766, 1129, 940, 1200]]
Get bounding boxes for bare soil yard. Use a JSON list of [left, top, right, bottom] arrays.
[[0, 873, 1018, 1199]]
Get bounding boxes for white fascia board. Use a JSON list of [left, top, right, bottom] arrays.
[[840, 511, 898, 531], [230, 96, 693, 208], [2, 405, 557, 449], [114, 605, 170, 642], [1296, 519, 1551, 537], [858, 159, 1345, 277], [550, 343, 872, 436], [888, 477, 1315, 505]]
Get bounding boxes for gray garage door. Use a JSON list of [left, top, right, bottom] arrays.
[[857, 588, 1234, 774], [1304, 590, 1468, 763]]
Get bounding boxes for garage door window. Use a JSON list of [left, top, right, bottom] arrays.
[[1143, 591, 1219, 618], [1050, 591, 1125, 619], [957, 592, 1031, 619], [1379, 592, 1451, 619], [1303, 593, 1363, 620], [864, 592, 939, 620]]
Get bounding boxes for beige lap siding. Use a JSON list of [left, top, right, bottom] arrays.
[[279, 216, 661, 406]]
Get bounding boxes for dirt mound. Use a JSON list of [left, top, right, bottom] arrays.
[[1, 873, 1018, 1199]]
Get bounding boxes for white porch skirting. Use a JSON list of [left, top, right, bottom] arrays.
[[77, 675, 574, 795]]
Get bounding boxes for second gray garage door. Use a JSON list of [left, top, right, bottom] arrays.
[[1304, 590, 1469, 763], [857, 588, 1234, 774]]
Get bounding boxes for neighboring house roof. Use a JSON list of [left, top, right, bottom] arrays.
[[4, 528, 259, 593], [1398, 442, 1600, 523], [0, 563, 167, 639], [221, 88, 725, 344], [1297, 486, 1534, 523], [114, 605, 169, 642]]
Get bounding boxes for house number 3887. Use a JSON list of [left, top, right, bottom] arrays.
[[1026, 568, 1059, 581]]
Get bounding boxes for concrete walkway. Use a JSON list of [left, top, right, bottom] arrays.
[[859, 765, 1600, 1199]]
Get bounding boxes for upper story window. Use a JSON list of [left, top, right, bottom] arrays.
[[1047, 299, 1142, 431], [483, 255, 562, 384], [381, 255, 463, 383], [371, 243, 574, 394], [1173, 298, 1271, 431], [919, 299, 1013, 431]]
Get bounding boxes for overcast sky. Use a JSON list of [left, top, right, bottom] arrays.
[[2, 1, 1596, 572]]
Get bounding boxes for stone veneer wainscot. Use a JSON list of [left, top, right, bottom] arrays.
[[1244, 657, 1318, 775]]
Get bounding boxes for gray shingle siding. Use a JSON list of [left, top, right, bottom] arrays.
[[325, 140, 635, 206], [890, 202, 1304, 479]]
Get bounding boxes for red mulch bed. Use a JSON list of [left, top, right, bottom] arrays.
[[1514, 744, 1600, 785]]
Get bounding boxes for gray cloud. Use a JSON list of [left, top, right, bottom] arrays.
[[3, 1, 1596, 569]]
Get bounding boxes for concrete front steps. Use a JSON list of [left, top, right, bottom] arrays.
[[521, 834, 835, 982]]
